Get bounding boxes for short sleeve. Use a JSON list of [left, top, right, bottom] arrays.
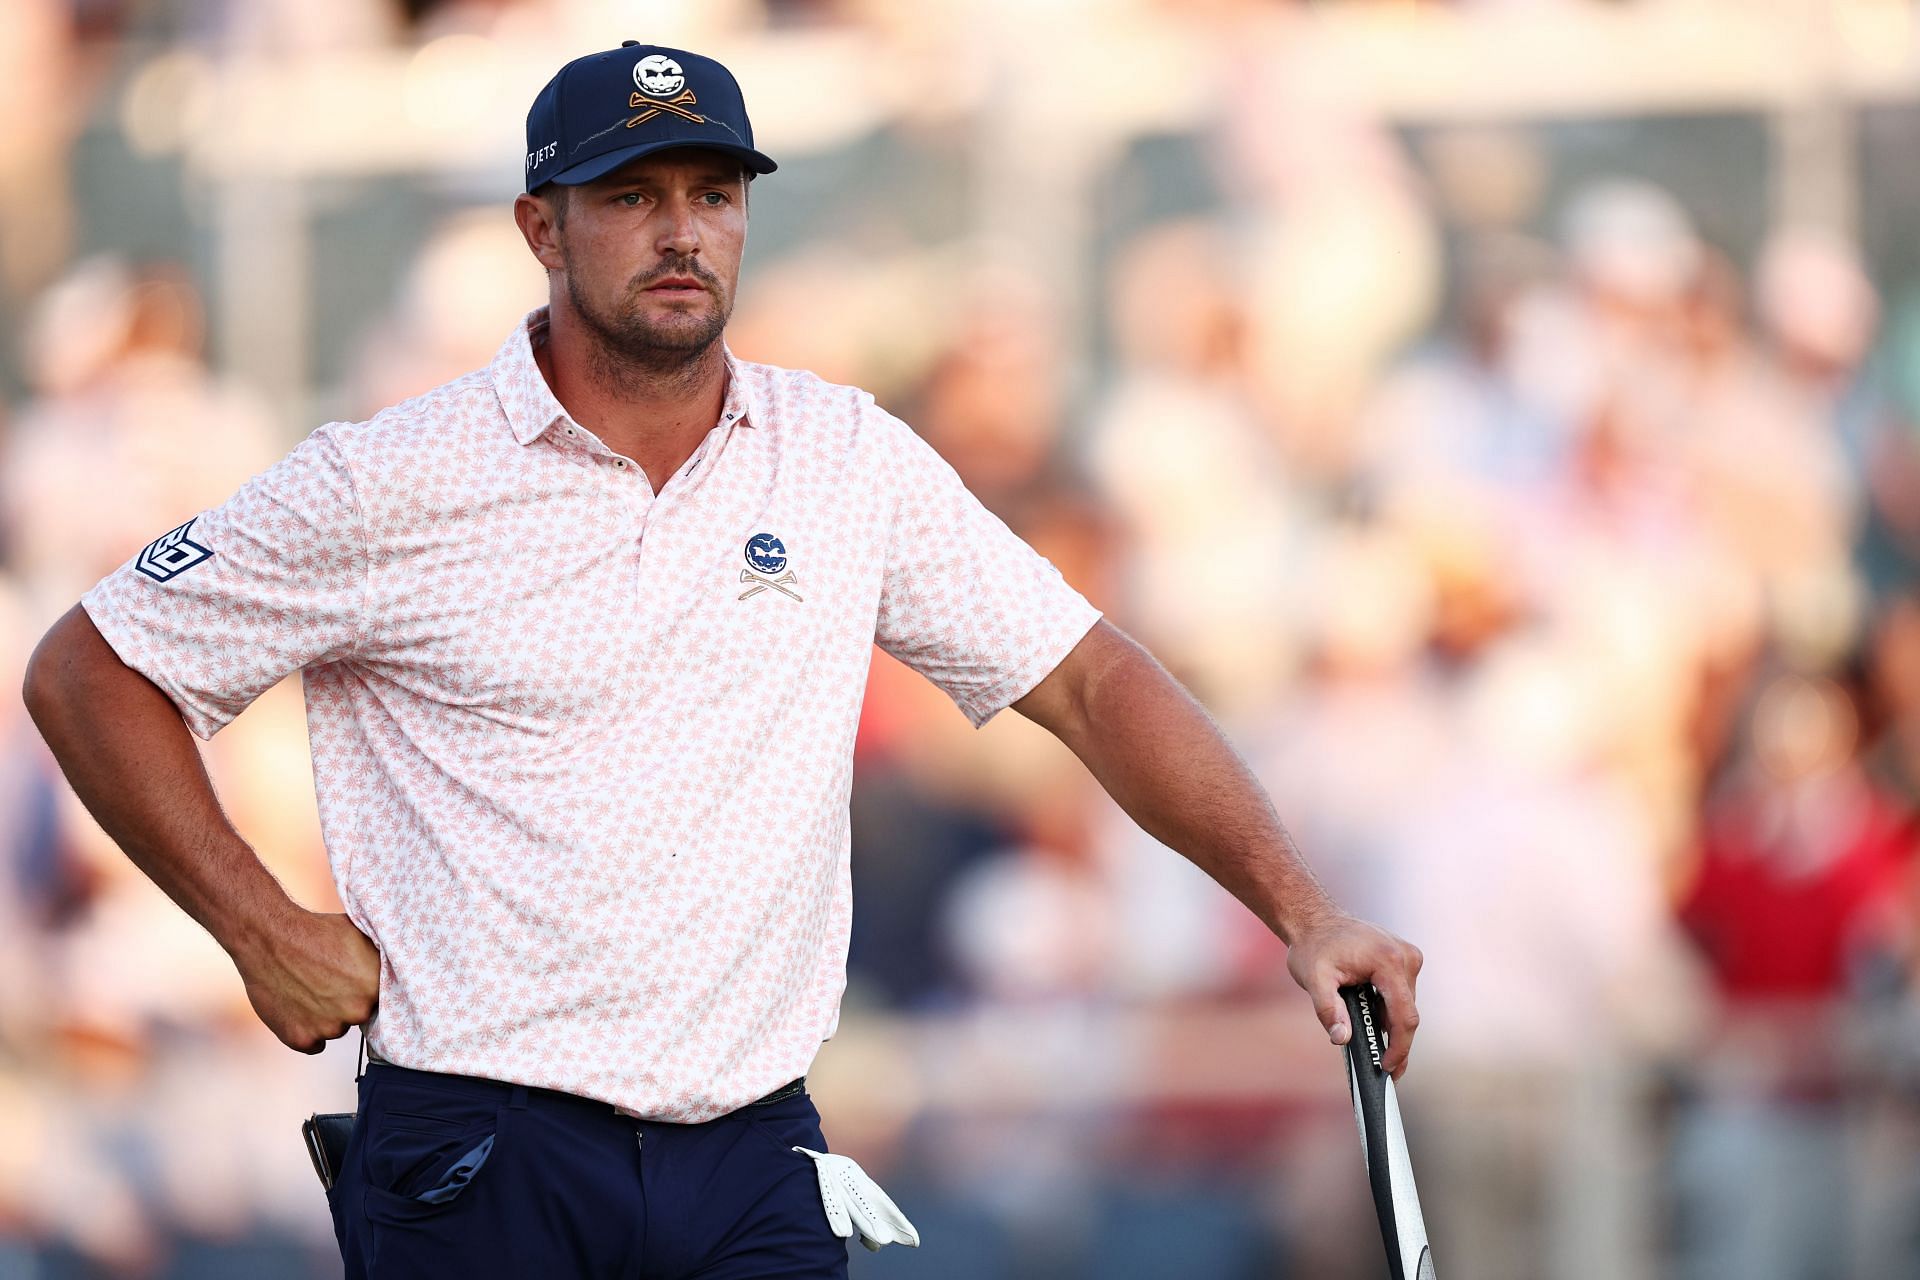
[[871, 406, 1101, 726], [80, 424, 369, 740]]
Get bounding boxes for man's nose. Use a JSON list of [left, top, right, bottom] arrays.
[[655, 198, 700, 256]]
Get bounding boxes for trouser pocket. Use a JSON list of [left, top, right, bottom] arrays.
[[360, 1079, 506, 1225]]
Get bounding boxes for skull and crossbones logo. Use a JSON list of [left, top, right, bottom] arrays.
[[627, 54, 703, 127], [738, 533, 803, 601]]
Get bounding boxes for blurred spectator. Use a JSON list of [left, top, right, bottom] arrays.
[[0, 0, 79, 299], [1085, 218, 1302, 719], [1673, 671, 1918, 1280], [4, 257, 278, 617], [1254, 522, 1450, 927], [901, 264, 1071, 513], [346, 208, 546, 416], [1865, 594, 1920, 809], [1358, 230, 1576, 496], [1217, 18, 1441, 486]]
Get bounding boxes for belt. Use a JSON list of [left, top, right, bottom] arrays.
[[364, 1053, 805, 1120], [750, 1077, 807, 1107]]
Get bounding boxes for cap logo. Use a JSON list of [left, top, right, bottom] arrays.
[[628, 55, 704, 128], [633, 55, 685, 98]]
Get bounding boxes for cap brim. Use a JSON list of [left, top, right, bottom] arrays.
[[543, 140, 777, 188]]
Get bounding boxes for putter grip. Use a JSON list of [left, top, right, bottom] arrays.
[[1341, 983, 1426, 1280]]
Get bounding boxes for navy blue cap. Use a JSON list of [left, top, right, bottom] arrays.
[[524, 42, 776, 192]]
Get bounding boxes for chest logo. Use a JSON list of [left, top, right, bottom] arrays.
[[136, 517, 214, 583], [739, 533, 803, 602]]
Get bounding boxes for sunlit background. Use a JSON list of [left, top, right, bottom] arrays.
[[3, 0, 1919, 1276]]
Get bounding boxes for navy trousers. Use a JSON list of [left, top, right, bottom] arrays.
[[327, 1061, 850, 1279]]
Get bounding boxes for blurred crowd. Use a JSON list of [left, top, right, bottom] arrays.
[[5, 1, 1920, 1278]]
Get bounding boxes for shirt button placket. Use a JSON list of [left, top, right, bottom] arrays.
[[612, 456, 654, 596]]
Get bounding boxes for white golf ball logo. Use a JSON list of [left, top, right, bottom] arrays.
[[634, 55, 685, 99]]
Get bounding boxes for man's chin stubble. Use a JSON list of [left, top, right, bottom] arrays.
[[568, 276, 729, 376]]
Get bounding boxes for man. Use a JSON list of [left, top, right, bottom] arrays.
[[22, 41, 1422, 1279]]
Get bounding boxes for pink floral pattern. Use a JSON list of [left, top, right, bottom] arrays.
[[82, 309, 1100, 1121]]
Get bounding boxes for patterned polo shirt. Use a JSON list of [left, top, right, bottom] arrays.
[[82, 307, 1101, 1122]]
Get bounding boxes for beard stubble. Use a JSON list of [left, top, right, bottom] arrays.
[[564, 252, 732, 388]]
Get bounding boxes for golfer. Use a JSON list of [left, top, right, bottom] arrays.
[[23, 41, 1423, 1279]]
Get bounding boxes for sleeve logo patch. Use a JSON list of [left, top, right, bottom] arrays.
[[136, 518, 213, 582]]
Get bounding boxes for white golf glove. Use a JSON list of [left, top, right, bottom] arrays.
[[792, 1147, 921, 1251]]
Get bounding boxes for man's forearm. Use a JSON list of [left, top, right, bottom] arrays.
[[1016, 625, 1338, 944], [1016, 620, 1425, 1072], [22, 605, 297, 965]]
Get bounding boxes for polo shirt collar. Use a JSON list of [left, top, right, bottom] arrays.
[[492, 306, 760, 447]]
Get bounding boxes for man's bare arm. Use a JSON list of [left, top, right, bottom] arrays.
[[1013, 619, 1424, 1076], [22, 604, 379, 1052]]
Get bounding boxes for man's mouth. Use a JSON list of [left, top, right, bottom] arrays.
[[643, 275, 708, 298]]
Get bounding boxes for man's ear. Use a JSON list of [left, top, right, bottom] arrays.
[[513, 190, 567, 273]]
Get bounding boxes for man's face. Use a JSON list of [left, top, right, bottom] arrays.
[[533, 148, 749, 365]]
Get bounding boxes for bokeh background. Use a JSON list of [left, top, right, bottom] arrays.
[[3, 0, 1919, 1277]]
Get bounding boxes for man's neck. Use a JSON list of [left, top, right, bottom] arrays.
[[535, 303, 729, 490]]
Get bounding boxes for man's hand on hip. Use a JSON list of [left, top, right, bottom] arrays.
[[233, 908, 382, 1054], [1285, 911, 1424, 1079], [23, 609, 382, 1056]]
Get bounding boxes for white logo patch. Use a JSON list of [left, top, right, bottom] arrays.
[[136, 518, 213, 582], [633, 55, 685, 99]]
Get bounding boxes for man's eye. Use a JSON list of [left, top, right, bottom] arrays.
[[701, 192, 728, 206], [620, 193, 643, 206]]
